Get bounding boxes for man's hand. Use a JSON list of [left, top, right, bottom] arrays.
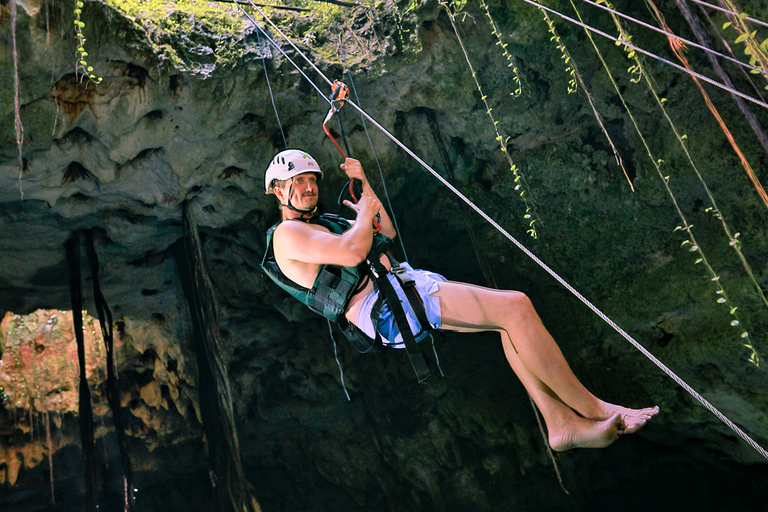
[[340, 158, 367, 188], [343, 192, 380, 224], [339, 156, 397, 240]]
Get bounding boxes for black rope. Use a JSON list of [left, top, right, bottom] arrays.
[[84, 230, 134, 510], [174, 202, 259, 512], [65, 234, 97, 512], [255, 25, 287, 148]]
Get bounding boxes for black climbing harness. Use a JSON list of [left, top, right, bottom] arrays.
[[261, 213, 434, 383], [365, 257, 433, 383]]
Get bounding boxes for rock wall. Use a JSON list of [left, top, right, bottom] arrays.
[[1, 0, 767, 511]]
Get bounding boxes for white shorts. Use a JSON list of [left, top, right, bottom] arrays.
[[355, 262, 446, 348]]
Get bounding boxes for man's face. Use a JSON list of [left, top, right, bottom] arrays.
[[278, 172, 319, 210]]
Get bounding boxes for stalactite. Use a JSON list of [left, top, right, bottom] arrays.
[[84, 229, 134, 510], [65, 234, 98, 512], [174, 202, 261, 512], [45, 410, 55, 506]]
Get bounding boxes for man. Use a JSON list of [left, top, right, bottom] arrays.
[[262, 149, 658, 451]]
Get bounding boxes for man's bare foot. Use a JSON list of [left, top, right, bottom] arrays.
[[548, 413, 623, 452], [597, 402, 659, 434]]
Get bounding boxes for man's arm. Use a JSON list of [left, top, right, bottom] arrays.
[[341, 158, 397, 240], [274, 191, 382, 268]]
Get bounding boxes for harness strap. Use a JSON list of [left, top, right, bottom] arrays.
[[390, 265, 431, 332], [336, 298, 384, 354], [367, 259, 431, 383]]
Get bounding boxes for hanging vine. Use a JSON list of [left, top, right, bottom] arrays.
[[579, 0, 761, 365], [718, 0, 768, 90], [11, 0, 25, 200], [443, 2, 540, 238], [479, 0, 523, 97], [74, 0, 103, 84], [541, 8, 634, 191], [645, 0, 768, 212]]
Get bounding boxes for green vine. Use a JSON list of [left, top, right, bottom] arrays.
[[542, 8, 634, 190], [443, 2, 539, 238], [542, 11, 577, 94], [719, 1, 768, 91], [73, 0, 103, 84], [479, 0, 522, 97]]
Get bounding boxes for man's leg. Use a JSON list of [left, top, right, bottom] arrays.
[[433, 280, 658, 447], [501, 335, 623, 450]]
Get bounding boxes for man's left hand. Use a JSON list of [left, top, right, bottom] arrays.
[[340, 158, 367, 188]]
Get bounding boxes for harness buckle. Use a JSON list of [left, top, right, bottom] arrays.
[[390, 265, 415, 288], [366, 259, 381, 279]]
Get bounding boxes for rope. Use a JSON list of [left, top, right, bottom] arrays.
[[340, 64, 409, 260], [234, 2, 333, 105], [245, 2, 334, 89], [255, 27, 287, 148], [428, 333, 445, 377], [347, 73, 408, 259], [690, 0, 768, 29], [645, 0, 768, 212], [241, 3, 768, 461], [327, 320, 352, 401], [520, 0, 768, 111], [579, 0, 768, 76]]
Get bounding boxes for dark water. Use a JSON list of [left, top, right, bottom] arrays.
[[2, 427, 766, 512]]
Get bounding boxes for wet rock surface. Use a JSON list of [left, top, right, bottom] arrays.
[[1, 0, 767, 510]]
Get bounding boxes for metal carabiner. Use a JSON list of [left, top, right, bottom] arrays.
[[323, 80, 381, 233], [323, 80, 350, 159]]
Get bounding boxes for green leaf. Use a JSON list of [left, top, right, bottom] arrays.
[[735, 33, 749, 44], [722, 21, 732, 29]]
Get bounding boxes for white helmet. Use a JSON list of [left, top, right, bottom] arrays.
[[264, 149, 324, 194]]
